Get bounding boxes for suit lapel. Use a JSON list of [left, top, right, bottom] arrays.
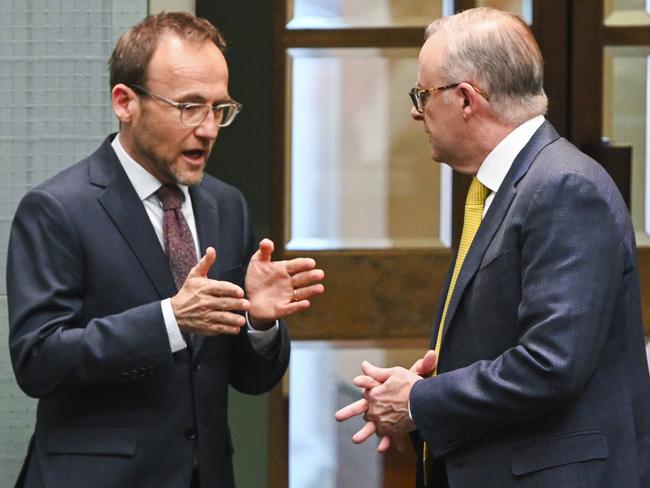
[[440, 122, 560, 342], [91, 136, 177, 300], [91, 136, 225, 356], [188, 184, 221, 355]]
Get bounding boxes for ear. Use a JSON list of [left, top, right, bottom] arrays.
[[458, 82, 483, 120], [111, 84, 139, 124]]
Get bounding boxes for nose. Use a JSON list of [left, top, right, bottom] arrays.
[[411, 106, 423, 120], [194, 111, 220, 140]]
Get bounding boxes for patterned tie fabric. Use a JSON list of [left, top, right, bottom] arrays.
[[434, 176, 490, 354], [156, 185, 198, 290], [423, 176, 490, 485]]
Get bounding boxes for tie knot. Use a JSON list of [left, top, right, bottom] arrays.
[[157, 185, 184, 211], [466, 177, 490, 206]]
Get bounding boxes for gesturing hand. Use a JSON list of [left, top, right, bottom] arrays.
[[335, 350, 437, 452], [245, 238, 325, 326], [171, 247, 251, 336]]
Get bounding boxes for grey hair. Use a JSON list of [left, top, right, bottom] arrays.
[[425, 8, 547, 125]]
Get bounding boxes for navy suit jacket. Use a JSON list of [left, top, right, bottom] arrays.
[[410, 122, 650, 487], [7, 135, 290, 488]]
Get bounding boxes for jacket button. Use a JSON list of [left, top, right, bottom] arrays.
[[193, 363, 201, 372], [184, 428, 197, 440]]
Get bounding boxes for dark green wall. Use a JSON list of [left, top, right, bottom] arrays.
[[199, 0, 274, 239], [196, 2, 275, 487]]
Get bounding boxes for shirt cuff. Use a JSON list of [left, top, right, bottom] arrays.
[[161, 299, 187, 353], [245, 312, 280, 355]]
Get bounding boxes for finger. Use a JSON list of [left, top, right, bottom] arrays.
[[202, 280, 246, 299], [409, 350, 437, 375], [352, 421, 377, 444], [377, 435, 392, 453], [199, 324, 243, 336], [335, 398, 368, 422], [188, 247, 216, 279], [361, 361, 392, 383], [209, 297, 250, 312], [208, 311, 248, 328], [285, 257, 317, 275], [292, 284, 325, 302], [291, 268, 325, 288], [185, 311, 246, 336], [192, 318, 245, 336], [353, 375, 382, 389], [257, 238, 274, 262], [273, 299, 312, 317], [418, 350, 438, 376]]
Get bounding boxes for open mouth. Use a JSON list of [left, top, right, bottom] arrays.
[[182, 149, 206, 162]]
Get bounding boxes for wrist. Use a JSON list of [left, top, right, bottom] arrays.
[[246, 311, 274, 330]]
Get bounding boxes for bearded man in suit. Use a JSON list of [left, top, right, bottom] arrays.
[[8, 11, 324, 488], [336, 8, 650, 488]]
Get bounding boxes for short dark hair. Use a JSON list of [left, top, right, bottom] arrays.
[[108, 11, 227, 89]]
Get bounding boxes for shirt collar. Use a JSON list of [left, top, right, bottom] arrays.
[[111, 133, 190, 203], [476, 115, 545, 193]]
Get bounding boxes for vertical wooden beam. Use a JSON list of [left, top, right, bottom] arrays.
[[533, 0, 570, 136], [269, 4, 289, 487], [272, 0, 289, 251], [570, 0, 605, 146]]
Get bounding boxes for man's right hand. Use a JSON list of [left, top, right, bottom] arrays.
[[170, 247, 251, 336]]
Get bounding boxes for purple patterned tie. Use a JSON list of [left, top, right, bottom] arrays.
[[156, 185, 198, 290]]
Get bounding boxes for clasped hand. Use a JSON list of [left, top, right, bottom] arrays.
[[335, 350, 437, 452], [171, 239, 325, 335]]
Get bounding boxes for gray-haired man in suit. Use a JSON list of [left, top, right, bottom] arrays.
[[337, 7, 650, 487]]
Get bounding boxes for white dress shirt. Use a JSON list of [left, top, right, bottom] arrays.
[[111, 134, 278, 354], [476, 115, 545, 213]]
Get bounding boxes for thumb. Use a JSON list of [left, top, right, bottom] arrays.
[[255, 238, 274, 263], [361, 361, 391, 383], [418, 350, 438, 377], [188, 246, 216, 279]]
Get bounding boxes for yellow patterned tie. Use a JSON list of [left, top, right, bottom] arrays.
[[423, 176, 490, 486]]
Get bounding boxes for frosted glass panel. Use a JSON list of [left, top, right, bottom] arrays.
[[602, 46, 650, 242], [0, 1, 147, 485], [476, 0, 533, 24], [288, 48, 451, 250], [289, 340, 426, 488], [604, 0, 650, 25], [288, 0, 450, 29], [0, 0, 147, 295]]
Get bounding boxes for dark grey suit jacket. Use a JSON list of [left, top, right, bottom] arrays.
[[7, 135, 290, 488], [410, 122, 650, 487]]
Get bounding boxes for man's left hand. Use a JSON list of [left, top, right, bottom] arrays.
[[245, 238, 325, 327]]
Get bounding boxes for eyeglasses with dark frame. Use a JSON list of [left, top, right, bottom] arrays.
[[128, 84, 243, 128], [409, 82, 489, 113]]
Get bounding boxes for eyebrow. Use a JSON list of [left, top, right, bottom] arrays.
[[177, 92, 235, 105]]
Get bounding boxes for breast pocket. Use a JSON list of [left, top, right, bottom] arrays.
[[478, 249, 512, 278]]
